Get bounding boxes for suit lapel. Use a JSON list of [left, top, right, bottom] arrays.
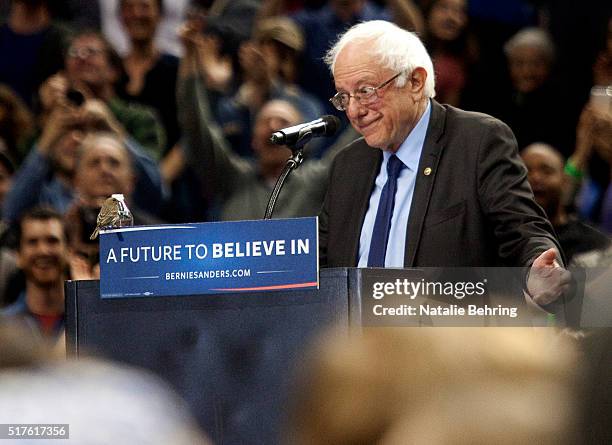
[[404, 100, 447, 267], [346, 140, 382, 265]]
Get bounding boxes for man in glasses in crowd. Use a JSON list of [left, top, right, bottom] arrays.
[[319, 20, 568, 307], [39, 30, 166, 162]]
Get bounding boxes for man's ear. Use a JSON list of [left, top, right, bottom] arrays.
[[408, 67, 427, 95]]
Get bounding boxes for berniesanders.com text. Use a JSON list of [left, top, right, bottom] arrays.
[[165, 268, 251, 280]]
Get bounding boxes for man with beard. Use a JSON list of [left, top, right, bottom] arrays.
[[1, 207, 69, 341], [521, 143, 610, 263]]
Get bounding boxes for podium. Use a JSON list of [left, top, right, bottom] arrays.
[[66, 268, 361, 445], [65, 264, 585, 444]]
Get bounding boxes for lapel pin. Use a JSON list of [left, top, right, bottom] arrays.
[[424, 167, 432, 176]]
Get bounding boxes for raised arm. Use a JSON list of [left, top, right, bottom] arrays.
[[177, 24, 253, 199], [2, 105, 77, 223]]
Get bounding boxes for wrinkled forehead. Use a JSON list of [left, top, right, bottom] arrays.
[[333, 40, 381, 76], [522, 145, 564, 170], [80, 136, 129, 164], [69, 34, 107, 52], [120, 0, 163, 11], [506, 44, 551, 63]]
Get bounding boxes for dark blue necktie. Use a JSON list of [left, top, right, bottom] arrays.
[[367, 154, 405, 267]]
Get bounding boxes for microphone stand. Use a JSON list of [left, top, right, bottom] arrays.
[[263, 129, 313, 219]]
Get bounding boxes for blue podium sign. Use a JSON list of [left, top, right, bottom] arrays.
[[99, 217, 318, 298]]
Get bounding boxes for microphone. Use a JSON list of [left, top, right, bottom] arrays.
[[270, 115, 340, 146]]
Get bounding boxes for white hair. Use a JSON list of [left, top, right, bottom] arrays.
[[324, 20, 436, 98], [504, 27, 556, 62], [0, 358, 211, 445]]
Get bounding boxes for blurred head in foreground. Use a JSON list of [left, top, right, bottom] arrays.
[[286, 327, 579, 445], [0, 322, 210, 445]]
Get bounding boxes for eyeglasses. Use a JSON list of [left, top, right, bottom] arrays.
[[67, 46, 105, 59], [329, 71, 404, 111]]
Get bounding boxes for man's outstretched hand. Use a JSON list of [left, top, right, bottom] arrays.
[[527, 248, 571, 307]]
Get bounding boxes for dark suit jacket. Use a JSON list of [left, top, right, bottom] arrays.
[[319, 100, 562, 267]]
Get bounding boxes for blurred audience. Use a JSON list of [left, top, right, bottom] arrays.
[[216, 17, 325, 158], [422, 0, 478, 107], [0, 2, 605, 261], [0, 145, 18, 305], [260, 0, 425, 110], [0, 221, 18, 307], [592, 17, 612, 88], [100, 0, 190, 57], [201, 0, 262, 63], [459, 0, 541, 107], [2, 100, 163, 225], [541, 1, 611, 120], [0, 148, 15, 218], [177, 4, 233, 97], [0, 319, 60, 365], [577, 328, 612, 444], [40, 30, 166, 159], [561, 17, 612, 232], [286, 327, 579, 445], [116, 0, 211, 223], [1, 207, 70, 346], [64, 132, 162, 274], [179, 26, 356, 220], [521, 143, 610, 263], [0, 3, 609, 440], [566, 97, 612, 232], [117, 0, 180, 150], [481, 27, 575, 156], [0, 0, 70, 108], [0, 322, 211, 444], [0, 84, 35, 163]]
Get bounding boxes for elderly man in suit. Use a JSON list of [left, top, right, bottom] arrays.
[[319, 20, 568, 306]]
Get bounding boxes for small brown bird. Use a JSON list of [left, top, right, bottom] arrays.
[[90, 194, 134, 240]]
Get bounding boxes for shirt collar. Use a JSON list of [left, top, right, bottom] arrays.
[[384, 99, 431, 171]]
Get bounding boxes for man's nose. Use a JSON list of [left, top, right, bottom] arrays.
[[528, 171, 543, 185], [99, 160, 116, 174], [37, 241, 55, 256], [346, 96, 366, 119], [132, 9, 147, 19]]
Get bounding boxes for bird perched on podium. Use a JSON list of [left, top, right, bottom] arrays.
[[90, 194, 134, 239]]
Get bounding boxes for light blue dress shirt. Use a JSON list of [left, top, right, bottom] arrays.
[[358, 100, 432, 268]]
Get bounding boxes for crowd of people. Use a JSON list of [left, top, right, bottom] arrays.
[[0, 0, 608, 315], [0, 0, 610, 442]]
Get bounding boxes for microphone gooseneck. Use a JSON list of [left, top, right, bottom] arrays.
[[269, 115, 340, 148]]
